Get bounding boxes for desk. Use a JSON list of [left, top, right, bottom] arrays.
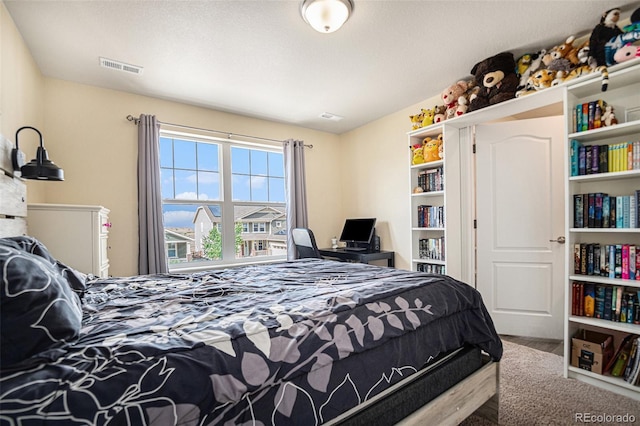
[[318, 248, 395, 267]]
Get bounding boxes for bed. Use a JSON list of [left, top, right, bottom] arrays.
[[0, 139, 502, 425]]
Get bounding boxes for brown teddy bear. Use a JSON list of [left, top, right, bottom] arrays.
[[468, 52, 520, 112]]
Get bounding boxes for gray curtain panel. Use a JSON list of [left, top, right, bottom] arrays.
[[284, 139, 309, 260], [137, 114, 168, 274]]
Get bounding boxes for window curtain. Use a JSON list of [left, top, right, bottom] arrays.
[[137, 114, 168, 274], [284, 139, 308, 260]]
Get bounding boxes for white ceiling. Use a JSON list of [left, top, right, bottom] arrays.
[[4, 0, 639, 134]]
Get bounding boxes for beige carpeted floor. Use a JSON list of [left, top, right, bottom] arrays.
[[460, 340, 640, 426]]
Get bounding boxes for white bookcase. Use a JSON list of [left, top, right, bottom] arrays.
[[564, 61, 640, 399], [27, 203, 111, 278], [408, 124, 461, 279]]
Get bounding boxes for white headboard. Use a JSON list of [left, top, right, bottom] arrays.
[[0, 135, 27, 237]]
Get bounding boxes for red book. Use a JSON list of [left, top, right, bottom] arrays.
[[579, 282, 585, 316], [622, 244, 629, 279]]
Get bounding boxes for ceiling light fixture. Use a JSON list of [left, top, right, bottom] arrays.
[[300, 0, 354, 33]]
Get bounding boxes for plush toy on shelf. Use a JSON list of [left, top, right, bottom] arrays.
[[433, 105, 447, 123], [411, 142, 426, 165], [437, 134, 444, 160], [441, 80, 471, 120], [602, 104, 618, 127], [422, 136, 442, 163], [468, 52, 520, 111], [605, 6, 640, 65], [589, 7, 623, 66], [515, 51, 543, 90], [421, 107, 436, 127], [543, 35, 581, 73], [409, 110, 426, 130], [516, 69, 558, 97]]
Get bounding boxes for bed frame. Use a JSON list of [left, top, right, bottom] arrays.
[[0, 135, 499, 425]]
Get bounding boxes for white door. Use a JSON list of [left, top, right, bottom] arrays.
[[475, 116, 565, 339]]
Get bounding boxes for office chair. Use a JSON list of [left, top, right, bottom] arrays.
[[292, 228, 322, 259]]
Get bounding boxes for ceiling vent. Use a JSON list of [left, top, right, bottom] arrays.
[[99, 57, 143, 75], [319, 112, 344, 121]]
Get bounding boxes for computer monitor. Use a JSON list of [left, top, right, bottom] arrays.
[[339, 218, 376, 248]]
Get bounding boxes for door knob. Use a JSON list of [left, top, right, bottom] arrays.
[[549, 236, 566, 244]]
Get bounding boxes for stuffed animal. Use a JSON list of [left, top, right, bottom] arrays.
[[602, 105, 618, 126], [516, 69, 557, 97], [555, 65, 610, 91], [612, 43, 640, 63], [515, 52, 539, 90], [589, 7, 623, 66], [409, 110, 426, 130], [411, 142, 425, 165], [604, 7, 640, 65], [441, 80, 470, 120], [468, 52, 520, 112], [422, 136, 441, 163], [422, 107, 436, 127], [543, 36, 580, 72], [433, 105, 447, 123], [437, 134, 444, 159]]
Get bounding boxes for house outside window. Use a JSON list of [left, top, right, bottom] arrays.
[[160, 131, 287, 270]]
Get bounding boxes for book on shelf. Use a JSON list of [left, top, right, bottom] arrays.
[[570, 140, 640, 177], [416, 262, 445, 274], [603, 334, 640, 386], [571, 281, 640, 325], [573, 192, 639, 228], [417, 205, 445, 228], [417, 166, 444, 192], [574, 243, 640, 279], [573, 99, 609, 132], [418, 237, 445, 261]]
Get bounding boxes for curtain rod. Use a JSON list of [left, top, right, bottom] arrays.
[[126, 115, 312, 148]]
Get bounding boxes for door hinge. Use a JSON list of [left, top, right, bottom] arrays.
[[473, 219, 477, 229], [472, 143, 476, 154]]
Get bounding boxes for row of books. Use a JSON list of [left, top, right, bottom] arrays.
[[606, 334, 640, 386], [416, 263, 445, 274], [572, 99, 609, 133], [573, 243, 640, 280], [418, 237, 445, 261], [417, 205, 444, 228], [573, 192, 640, 229], [570, 140, 640, 176], [571, 282, 639, 324], [417, 166, 444, 192]]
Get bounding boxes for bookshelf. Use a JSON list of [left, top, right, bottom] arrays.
[[407, 124, 463, 279], [564, 60, 640, 399]]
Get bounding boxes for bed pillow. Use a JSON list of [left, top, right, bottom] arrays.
[[0, 244, 83, 368], [0, 236, 87, 297]]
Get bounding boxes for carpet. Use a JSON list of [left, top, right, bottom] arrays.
[[460, 340, 640, 426]]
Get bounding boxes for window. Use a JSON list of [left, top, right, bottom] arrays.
[[160, 132, 286, 269]]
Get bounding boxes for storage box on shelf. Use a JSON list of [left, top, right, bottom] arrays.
[[565, 60, 640, 399]]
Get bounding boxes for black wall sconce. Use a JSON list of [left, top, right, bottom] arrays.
[[11, 126, 64, 181]]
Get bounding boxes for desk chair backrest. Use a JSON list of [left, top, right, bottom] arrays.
[[292, 228, 321, 259]]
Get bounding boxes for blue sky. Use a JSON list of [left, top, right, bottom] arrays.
[[160, 137, 285, 228]]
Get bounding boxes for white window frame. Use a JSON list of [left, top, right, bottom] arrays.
[[160, 129, 286, 272]]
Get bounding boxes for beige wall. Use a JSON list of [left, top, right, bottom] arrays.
[[2, 0, 441, 275], [41, 81, 343, 276], [0, 2, 46, 201]]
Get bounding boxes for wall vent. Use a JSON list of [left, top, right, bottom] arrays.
[[99, 57, 143, 75]]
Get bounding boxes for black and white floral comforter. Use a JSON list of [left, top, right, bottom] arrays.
[[0, 259, 502, 425]]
